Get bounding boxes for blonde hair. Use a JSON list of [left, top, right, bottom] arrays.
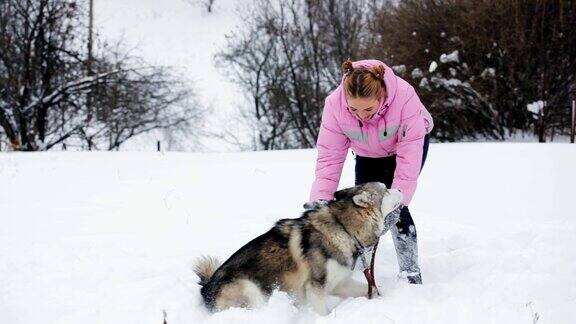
[[342, 59, 386, 99]]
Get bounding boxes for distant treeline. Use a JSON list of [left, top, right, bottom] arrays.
[[217, 0, 576, 148]]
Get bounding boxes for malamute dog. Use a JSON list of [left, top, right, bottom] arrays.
[[194, 182, 402, 315]]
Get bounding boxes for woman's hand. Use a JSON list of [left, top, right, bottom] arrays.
[[303, 199, 329, 211]]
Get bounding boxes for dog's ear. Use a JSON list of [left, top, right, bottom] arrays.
[[334, 187, 355, 200], [352, 191, 372, 208]]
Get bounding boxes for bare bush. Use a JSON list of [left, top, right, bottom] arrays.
[[0, 0, 204, 151], [368, 0, 576, 142]]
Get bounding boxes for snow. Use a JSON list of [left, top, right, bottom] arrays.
[[419, 77, 429, 89], [429, 61, 438, 73], [431, 76, 464, 87], [528, 101, 545, 115], [411, 68, 423, 79], [2, 143, 576, 323], [481, 67, 496, 78], [440, 50, 459, 64], [392, 65, 406, 75], [446, 98, 463, 107]]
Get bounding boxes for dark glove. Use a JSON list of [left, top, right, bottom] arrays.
[[303, 199, 329, 211]]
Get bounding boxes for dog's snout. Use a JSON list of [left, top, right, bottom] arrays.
[[377, 182, 387, 190], [388, 189, 403, 205]]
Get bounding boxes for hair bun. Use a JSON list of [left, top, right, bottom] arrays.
[[369, 65, 386, 80], [342, 59, 354, 76]]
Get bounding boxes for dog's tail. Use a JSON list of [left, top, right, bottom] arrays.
[[193, 256, 222, 287]]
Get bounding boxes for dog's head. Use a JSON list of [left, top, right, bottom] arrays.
[[334, 182, 403, 219], [334, 182, 403, 231]]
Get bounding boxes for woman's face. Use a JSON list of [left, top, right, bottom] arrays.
[[346, 96, 380, 122]]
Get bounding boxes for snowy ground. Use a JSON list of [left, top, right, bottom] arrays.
[[1, 143, 576, 323]]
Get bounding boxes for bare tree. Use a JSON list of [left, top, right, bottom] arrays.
[[86, 48, 204, 150], [184, 0, 216, 13], [0, 0, 96, 150], [204, 0, 215, 13], [0, 128, 5, 151], [0, 0, 204, 151], [216, 0, 371, 149]]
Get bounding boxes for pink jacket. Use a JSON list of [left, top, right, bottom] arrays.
[[310, 59, 433, 205]]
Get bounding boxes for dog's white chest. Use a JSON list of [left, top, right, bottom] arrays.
[[325, 259, 353, 291]]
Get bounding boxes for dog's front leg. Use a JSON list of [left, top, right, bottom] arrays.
[[331, 276, 370, 298], [305, 282, 329, 315]]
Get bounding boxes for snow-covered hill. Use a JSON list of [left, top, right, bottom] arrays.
[[1, 143, 575, 323]]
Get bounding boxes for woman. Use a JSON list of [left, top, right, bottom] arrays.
[[307, 59, 433, 284]]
